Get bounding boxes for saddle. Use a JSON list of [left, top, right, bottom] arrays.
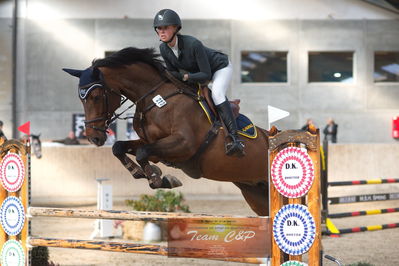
[[199, 85, 240, 119], [164, 71, 256, 138], [164, 71, 240, 120]]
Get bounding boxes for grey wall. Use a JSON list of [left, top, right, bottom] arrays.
[[31, 145, 243, 206], [0, 18, 12, 139], [232, 19, 399, 142], [0, 9, 398, 142], [27, 143, 399, 205]]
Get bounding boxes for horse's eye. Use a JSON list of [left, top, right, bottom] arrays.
[[93, 95, 102, 102]]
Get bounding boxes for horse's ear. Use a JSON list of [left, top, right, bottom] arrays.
[[63, 68, 83, 78]]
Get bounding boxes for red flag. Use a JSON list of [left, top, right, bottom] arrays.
[[18, 121, 30, 136]]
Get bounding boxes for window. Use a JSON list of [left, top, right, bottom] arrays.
[[308, 52, 353, 83], [374, 51, 399, 82], [241, 51, 287, 83]]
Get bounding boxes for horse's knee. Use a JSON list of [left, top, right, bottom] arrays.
[[112, 141, 127, 157], [136, 145, 150, 162], [136, 146, 148, 162]]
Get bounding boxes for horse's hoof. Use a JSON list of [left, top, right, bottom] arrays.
[[144, 164, 163, 177], [151, 165, 163, 176], [144, 164, 163, 189], [161, 175, 182, 189]]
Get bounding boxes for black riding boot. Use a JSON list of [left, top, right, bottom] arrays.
[[216, 100, 245, 157]]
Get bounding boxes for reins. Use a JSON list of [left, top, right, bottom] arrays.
[[83, 71, 167, 133]]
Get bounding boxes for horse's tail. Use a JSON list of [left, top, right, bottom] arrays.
[[256, 126, 270, 143]]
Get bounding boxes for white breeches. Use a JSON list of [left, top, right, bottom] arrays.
[[211, 62, 233, 105]]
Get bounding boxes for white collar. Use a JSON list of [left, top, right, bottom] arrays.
[[169, 37, 179, 57], [168, 36, 178, 49]]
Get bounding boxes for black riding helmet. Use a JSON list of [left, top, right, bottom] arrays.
[[153, 9, 181, 30], [153, 9, 181, 43]]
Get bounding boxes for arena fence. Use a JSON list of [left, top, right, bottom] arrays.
[[321, 141, 399, 235]]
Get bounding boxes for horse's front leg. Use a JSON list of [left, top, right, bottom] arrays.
[[112, 140, 147, 179], [136, 134, 195, 189]]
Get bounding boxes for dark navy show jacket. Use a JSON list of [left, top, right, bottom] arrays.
[[160, 34, 229, 83]]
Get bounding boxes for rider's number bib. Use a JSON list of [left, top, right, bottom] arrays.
[[152, 95, 167, 108]]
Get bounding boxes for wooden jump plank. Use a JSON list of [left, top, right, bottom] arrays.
[[28, 237, 266, 264], [28, 207, 259, 221]]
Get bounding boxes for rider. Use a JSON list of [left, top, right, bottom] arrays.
[[153, 9, 245, 157]]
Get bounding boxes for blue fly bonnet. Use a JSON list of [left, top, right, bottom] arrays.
[[63, 67, 103, 99]]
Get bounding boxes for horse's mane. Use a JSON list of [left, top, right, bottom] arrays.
[[92, 47, 165, 75]]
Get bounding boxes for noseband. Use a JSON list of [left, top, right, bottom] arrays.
[[81, 81, 124, 133], [81, 78, 166, 134]]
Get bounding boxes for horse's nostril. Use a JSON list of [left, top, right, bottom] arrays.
[[91, 137, 101, 146]]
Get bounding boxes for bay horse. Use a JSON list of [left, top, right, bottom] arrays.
[[20, 134, 42, 159], [63, 47, 270, 216]]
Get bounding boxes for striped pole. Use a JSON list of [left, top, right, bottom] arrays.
[[337, 223, 399, 234], [328, 207, 399, 219], [328, 178, 399, 187]]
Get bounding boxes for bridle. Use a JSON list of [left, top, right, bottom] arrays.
[[80, 81, 124, 133], [81, 77, 166, 134]]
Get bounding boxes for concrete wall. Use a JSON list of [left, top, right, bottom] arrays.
[[31, 144, 243, 206], [328, 143, 399, 198], [0, 16, 12, 139], [0, 0, 398, 143], [31, 143, 399, 206], [19, 0, 399, 20], [13, 18, 399, 144]]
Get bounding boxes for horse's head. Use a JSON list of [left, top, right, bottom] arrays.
[[30, 134, 42, 159], [63, 67, 122, 146]]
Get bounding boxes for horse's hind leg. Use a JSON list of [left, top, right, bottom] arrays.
[[112, 140, 146, 179], [234, 182, 269, 216]]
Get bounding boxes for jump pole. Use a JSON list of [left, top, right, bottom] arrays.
[[335, 223, 399, 234], [329, 178, 399, 186], [28, 207, 259, 221], [27, 237, 265, 264], [327, 207, 399, 219]]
